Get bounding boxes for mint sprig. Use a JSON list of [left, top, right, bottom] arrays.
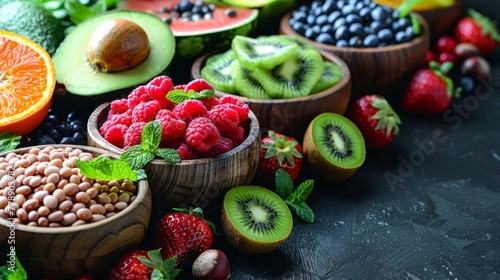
[[0, 253, 27, 280], [0, 132, 21, 153], [76, 156, 138, 182], [275, 169, 315, 223], [120, 121, 181, 171], [166, 89, 215, 104]]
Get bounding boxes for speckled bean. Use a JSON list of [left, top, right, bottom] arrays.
[[86, 187, 98, 199]]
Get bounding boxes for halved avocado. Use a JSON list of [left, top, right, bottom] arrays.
[[52, 10, 175, 96]]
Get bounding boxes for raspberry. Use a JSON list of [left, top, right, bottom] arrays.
[[124, 122, 147, 147], [104, 124, 128, 148], [185, 79, 214, 93], [222, 125, 246, 147], [173, 84, 186, 91], [127, 85, 150, 109], [208, 104, 239, 132], [202, 137, 234, 157], [147, 75, 175, 109], [168, 141, 198, 160], [132, 100, 162, 123], [110, 98, 129, 114], [219, 95, 250, 123], [172, 100, 208, 123], [155, 109, 186, 142], [184, 117, 220, 153], [109, 111, 133, 127], [99, 119, 114, 136], [201, 97, 219, 110]]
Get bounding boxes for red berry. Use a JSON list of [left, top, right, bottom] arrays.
[[438, 52, 456, 65], [132, 100, 162, 123], [155, 109, 186, 142], [218, 96, 249, 123], [147, 75, 175, 109], [208, 104, 240, 132], [435, 35, 458, 54], [184, 117, 220, 153], [104, 124, 128, 148], [425, 50, 436, 65], [172, 100, 208, 123], [185, 79, 215, 93], [127, 85, 150, 109], [108, 111, 133, 127], [202, 137, 235, 157], [221, 125, 246, 147], [110, 98, 129, 114], [169, 141, 198, 160], [124, 122, 147, 147]]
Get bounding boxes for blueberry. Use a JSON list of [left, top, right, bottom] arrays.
[[327, 11, 341, 24], [333, 17, 346, 29], [336, 1, 346, 10], [460, 76, 476, 94], [320, 24, 334, 35], [73, 132, 87, 145], [311, 0, 322, 10], [292, 21, 308, 35], [69, 119, 85, 128], [292, 10, 308, 22], [334, 26, 349, 41], [305, 27, 320, 40], [70, 123, 85, 134], [312, 6, 323, 16], [369, 21, 385, 33], [224, 9, 237, 17], [405, 25, 415, 39], [298, 5, 309, 12], [37, 135, 56, 145], [316, 33, 335, 45], [358, 7, 371, 21], [355, 1, 366, 11], [40, 122, 54, 133], [30, 128, 43, 140], [47, 129, 62, 143], [349, 22, 364, 36], [66, 111, 80, 123], [306, 14, 316, 25], [56, 123, 72, 137], [60, 137, 76, 145], [349, 36, 363, 47], [363, 34, 380, 47], [336, 39, 349, 47], [346, 14, 362, 24], [181, 11, 192, 20], [322, 0, 337, 14], [395, 31, 411, 43], [204, 13, 213, 20], [316, 14, 328, 26], [370, 7, 388, 22], [340, 4, 355, 15], [45, 114, 62, 126], [177, 0, 194, 13], [191, 13, 202, 21], [377, 28, 394, 42]]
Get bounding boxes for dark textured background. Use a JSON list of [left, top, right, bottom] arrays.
[[210, 1, 500, 279]]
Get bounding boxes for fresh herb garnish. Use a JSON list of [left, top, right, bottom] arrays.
[[120, 121, 181, 170], [76, 156, 138, 181], [275, 169, 315, 223], [0, 253, 28, 280], [0, 132, 21, 153], [166, 89, 215, 104]]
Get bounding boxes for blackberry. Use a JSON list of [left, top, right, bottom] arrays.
[[289, 0, 418, 48]]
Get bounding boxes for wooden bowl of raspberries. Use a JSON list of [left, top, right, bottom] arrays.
[[0, 144, 152, 279], [279, 0, 430, 95], [190, 34, 352, 140], [87, 76, 261, 210]]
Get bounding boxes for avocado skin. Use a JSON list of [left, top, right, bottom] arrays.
[[0, 1, 65, 56]]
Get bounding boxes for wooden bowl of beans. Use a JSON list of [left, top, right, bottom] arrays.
[[0, 145, 152, 279]]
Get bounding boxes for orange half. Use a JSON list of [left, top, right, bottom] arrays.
[[0, 30, 56, 136]]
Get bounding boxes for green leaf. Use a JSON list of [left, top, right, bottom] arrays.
[[287, 202, 315, 223], [0, 253, 27, 280], [89, 0, 106, 15], [141, 121, 162, 152], [410, 13, 421, 35], [120, 145, 145, 164], [76, 157, 138, 181], [397, 0, 424, 17], [155, 148, 181, 164], [286, 179, 313, 205], [166, 89, 190, 104], [135, 169, 148, 181], [0, 132, 21, 153], [128, 151, 156, 170], [275, 169, 293, 199], [196, 89, 215, 99], [65, 0, 94, 24]]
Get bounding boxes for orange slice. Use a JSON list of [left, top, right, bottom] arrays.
[[0, 30, 56, 136]]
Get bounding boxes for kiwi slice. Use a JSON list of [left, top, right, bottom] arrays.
[[310, 61, 343, 94], [201, 49, 238, 93], [303, 112, 366, 182], [221, 185, 293, 254], [231, 35, 298, 71], [253, 48, 324, 98], [233, 63, 272, 99]]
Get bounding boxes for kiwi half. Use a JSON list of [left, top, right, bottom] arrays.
[[303, 112, 366, 182], [232, 35, 298, 71], [221, 185, 293, 254], [310, 61, 343, 94], [201, 49, 238, 93], [233, 63, 272, 99]]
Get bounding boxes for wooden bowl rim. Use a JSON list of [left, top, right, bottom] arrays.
[[416, 0, 464, 15], [88, 103, 261, 165], [280, 11, 430, 53], [0, 144, 150, 234], [190, 49, 352, 104]]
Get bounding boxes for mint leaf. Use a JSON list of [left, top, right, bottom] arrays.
[[286, 179, 313, 205], [0, 132, 21, 153], [135, 169, 148, 181], [76, 156, 138, 181], [197, 89, 215, 99], [275, 169, 293, 199], [64, 0, 94, 24], [141, 121, 162, 152], [0, 253, 27, 280], [287, 202, 315, 223], [120, 145, 144, 163], [128, 151, 156, 170], [155, 148, 181, 164], [166, 90, 189, 104]]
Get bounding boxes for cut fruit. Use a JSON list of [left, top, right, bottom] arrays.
[[221, 185, 293, 254], [303, 113, 366, 182], [233, 63, 272, 99], [232, 35, 298, 71], [52, 10, 175, 97], [253, 48, 324, 98], [201, 49, 238, 93], [311, 61, 343, 94], [0, 31, 55, 136]]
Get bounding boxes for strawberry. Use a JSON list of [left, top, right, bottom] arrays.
[[257, 130, 303, 183], [154, 207, 214, 269], [108, 249, 181, 280], [454, 9, 500, 55], [401, 61, 461, 115], [347, 95, 401, 149]]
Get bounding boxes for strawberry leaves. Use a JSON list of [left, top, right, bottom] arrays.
[[370, 96, 402, 138], [262, 130, 303, 167], [429, 61, 462, 98], [275, 169, 315, 223], [136, 249, 181, 280], [468, 8, 500, 43]]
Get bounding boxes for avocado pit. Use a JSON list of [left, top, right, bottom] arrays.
[[87, 18, 150, 72]]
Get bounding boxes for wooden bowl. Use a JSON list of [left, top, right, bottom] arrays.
[[417, 0, 464, 37], [279, 12, 430, 96], [87, 103, 261, 209], [0, 145, 152, 279], [191, 50, 351, 140]]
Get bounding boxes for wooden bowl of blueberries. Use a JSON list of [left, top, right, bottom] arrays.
[[191, 34, 352, 140], [0, 145, 152, 278], [280, 0, 430, 95]]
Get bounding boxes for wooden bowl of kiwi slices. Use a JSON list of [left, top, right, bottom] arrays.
[[279, 2, 431, 96], [191, 34, 351, 140]]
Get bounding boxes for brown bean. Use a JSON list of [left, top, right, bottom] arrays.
[[71, 219, 86, 227], [0, 196, 7, 208], [59, 167, 73, 179], [49, 158, 63, 167], [29, 175, 42, 188], [86, 187, 99, 199], [26, 153, 37, 165], [24, 165, 37, 177], [108, 180, 120, 188], [0, 211, 7, 219], [15, 186, 31, 196], [27, 221, 37, 227], [58, 200, 73, 213], [49, 152, 64, 161], [23, 198, 39, 211], [70, 203, 86, 213], [46, 173, 60, 185], [114, 201, 128, 211], [44, 166, 60, 176], [16, 208, 28, 221], [14, 168, 26, 178], [38, 153, 50, 162], [63, 183, 79, 196], [68, 174, 81, 185], [90, 214, 106, 222], [22, 175, 32, 186], [104, 203, 115, 212], [78, 182, 91, 192], [61, 213, 77, 226], [121, 180, 136, 193], [89, 204, 106, 215], [76, 208, 92, 220], [43, 182, 56, 193], [37, 217, 49, 227], [43, 195, 58, 209], [75, 191, 90, 204], [28, 147, 40, 155], [49, 223, 62, 227], [36, 162, 48, 175], [79, 152, 94, 160], [109, 186, 120, 194], [48, 210, 64, 222], [57, 179, 68, 189], [33, 190, 49, 202], [53, 189, 66, 202], [0, 175, 11, 189], [14, 159, 29, 169], [13, 194, 26, 206], [106, 212, 117, 218], [118, 192, 130, 203], [28, 210, 39, 221], [37, 206, 50, 217]]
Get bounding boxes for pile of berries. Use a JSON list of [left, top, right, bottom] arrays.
[[99, 76, 251, 160], [156, 0, 236, 24]]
